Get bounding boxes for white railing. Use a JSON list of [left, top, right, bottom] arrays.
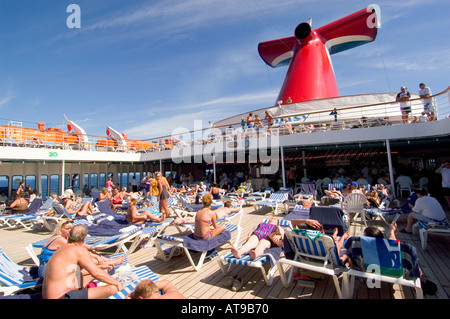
[[1, 87, 449, 154]]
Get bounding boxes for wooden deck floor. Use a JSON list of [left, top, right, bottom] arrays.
[[1, 203, 449, 300]]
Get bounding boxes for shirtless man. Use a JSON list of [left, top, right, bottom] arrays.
[[42, 224, 123, 299], [174, 200, 241, 225], [61, 194, 96, 217]]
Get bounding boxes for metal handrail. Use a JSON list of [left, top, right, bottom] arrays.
[[0, 86, 448, 153]]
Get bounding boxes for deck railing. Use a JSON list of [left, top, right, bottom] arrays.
[[1, 86, 449, 154]]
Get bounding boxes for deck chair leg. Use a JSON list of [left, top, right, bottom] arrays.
[[217, 258, 233, 275], [419, 229, 428, 250], [25, 243, 40, 266], [184, 248, 207, 271], [277, 260, 294, 288], [331, 275, 344, 299], [260, 264, 276, 286]]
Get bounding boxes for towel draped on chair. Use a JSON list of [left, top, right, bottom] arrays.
[[182, 231, 231, 252]]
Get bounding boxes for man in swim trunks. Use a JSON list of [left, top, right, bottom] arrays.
[[42, 224, 123, 299]]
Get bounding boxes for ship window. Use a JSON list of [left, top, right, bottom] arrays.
[[72, 174, 80, 192], [135, 172, 141, 185], [90, 173, 98, 190], [121, 173, 128, 190], [25, 175, 36, 191], [0, 176, 9, 197], [12, 175, 23, 192], [50, 174, 60, 195], [99, 173, 106, 188], [84, 174, 89, 188], [64, 174, 70, 191], [41, 175, 48, 199]]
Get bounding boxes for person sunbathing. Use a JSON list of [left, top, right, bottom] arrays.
[[38, 219, 125, 279], [324, 186, 343, 198], [231, 217, 284, 260], [174, 201, 241, 225], [193, 193, 226, 240], [128, 279, 185, 299], [61, 194, 96, 217], [126, 194, 165, 225], [42, 224, 123, 299]]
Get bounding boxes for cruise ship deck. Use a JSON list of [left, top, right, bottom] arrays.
[[1, 201, 449, 300]]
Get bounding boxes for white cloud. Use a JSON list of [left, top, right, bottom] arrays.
[[0, 88, 17, 108], [123, 90, 277, 139]]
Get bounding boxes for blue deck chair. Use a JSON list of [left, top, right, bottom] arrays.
[[277, 228, 346, 299], [155, 223, 238, 271], [0, 247, 40, 296], [108, 266, 160, 299], [413, 219, 450, 250], [0, 198, 43, 229], [328, 183, 344, 192], [217, 218, 292, 286], [295, 183, 317, 199], [342, 236, 423, 299], [40, 204, 76, 231], [253, 191, 289, 215], [363, 207, 409, 227]]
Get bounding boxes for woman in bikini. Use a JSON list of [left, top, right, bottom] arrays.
[[156, 172, 172, 218], [109, 187, 124, 210], [209, 182, 222, 200], [126, 194, 165, 224], [193, 193, 226, 240]]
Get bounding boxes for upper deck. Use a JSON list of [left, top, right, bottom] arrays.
[[0, 87, 449, 164]]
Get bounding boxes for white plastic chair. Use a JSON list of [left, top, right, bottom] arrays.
[[341, 193, 367, 226]]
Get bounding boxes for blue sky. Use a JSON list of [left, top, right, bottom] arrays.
[[0, 0, 449, 140]]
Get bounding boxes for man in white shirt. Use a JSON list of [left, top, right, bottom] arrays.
[[396, 86, 411, 124], [436, 160, 450, 209], [401, 188, 447, 234], [419, 83, 434, 121]]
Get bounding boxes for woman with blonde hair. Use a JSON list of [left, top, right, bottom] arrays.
[[193, 193, 226, 240], [126, 194, 164, 224]]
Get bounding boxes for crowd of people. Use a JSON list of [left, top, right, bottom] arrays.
[[1, 156, 448, 299]]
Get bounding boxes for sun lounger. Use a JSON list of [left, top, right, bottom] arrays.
[[342, 236, 423, 299], [217, 218, 291, 286], [155, 223, 238, 271], [253, 191, 289, 215], [0, 246, 40, 296], [277, 228, 346, 298], [108, 265, 160, 299], [363, 207, 409, 226], [413, 219, 450, 250]]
